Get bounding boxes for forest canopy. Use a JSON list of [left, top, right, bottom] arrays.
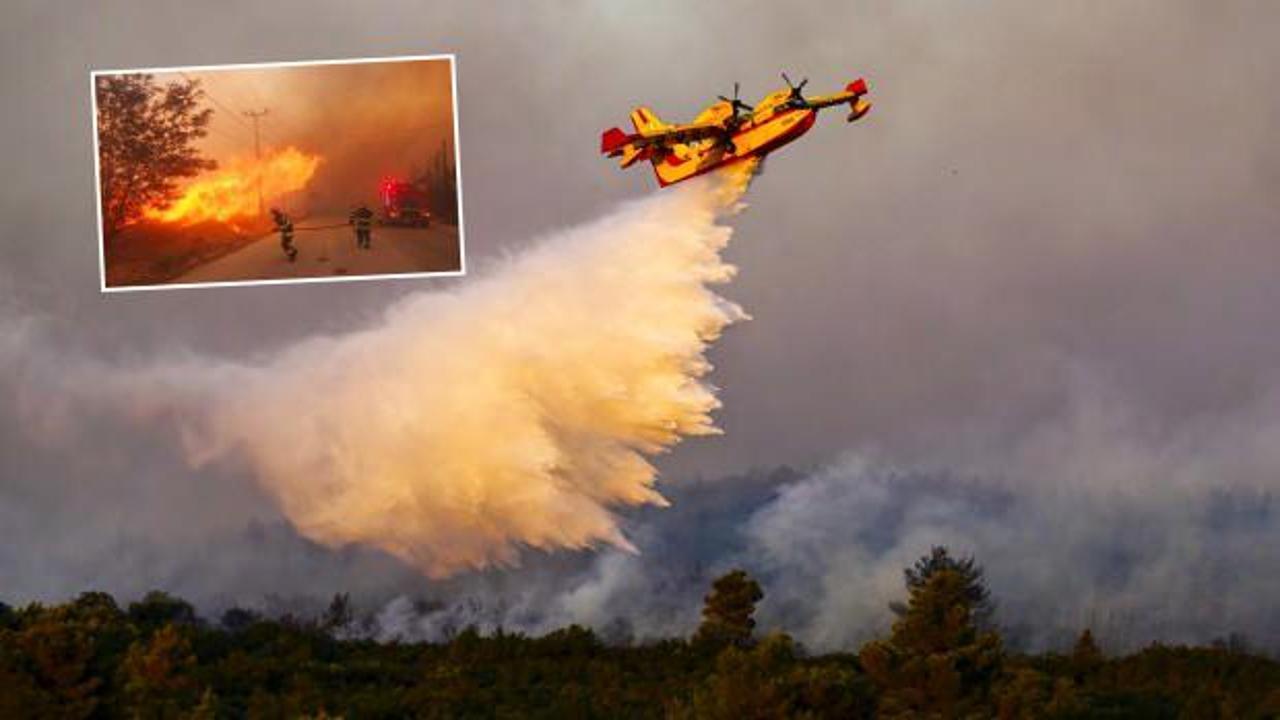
[[2, 548, 1278, 719]]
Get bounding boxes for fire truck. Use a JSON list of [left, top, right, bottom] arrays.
[[377, 178, 432, 227]]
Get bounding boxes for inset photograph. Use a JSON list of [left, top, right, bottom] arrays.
[[93, 55, 463, 290]]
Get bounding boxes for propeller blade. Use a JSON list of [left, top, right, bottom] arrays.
[[781, 72, 808, 105]]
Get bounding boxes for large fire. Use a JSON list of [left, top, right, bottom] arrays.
[[145, 146, 322, 225]]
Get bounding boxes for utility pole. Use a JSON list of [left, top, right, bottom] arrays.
[[242, 108, 269, 217]]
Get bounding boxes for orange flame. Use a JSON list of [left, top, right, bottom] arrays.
[[146, 146, 322, 225]]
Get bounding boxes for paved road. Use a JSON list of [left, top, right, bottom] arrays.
[[174, 214, 461, 284]]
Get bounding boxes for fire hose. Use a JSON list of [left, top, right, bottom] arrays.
[[292, 223, 352, 232]]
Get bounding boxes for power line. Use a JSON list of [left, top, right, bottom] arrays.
[[240, 75, 272, 114], [202, 122, 248, 147], [185, 71, 309, 151], [180, 72, 254, 133], [157, 74, 244, 157], [257, 109, 301, 141], [242, 108, 270, 218], [210, 75, 289, 140]]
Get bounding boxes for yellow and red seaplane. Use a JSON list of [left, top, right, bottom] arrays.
[[601, 73, 871, 187]]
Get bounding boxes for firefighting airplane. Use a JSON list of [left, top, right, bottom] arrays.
[[600, 73, 871, 187]]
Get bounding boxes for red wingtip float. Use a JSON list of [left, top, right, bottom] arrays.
[[601, 73, 871, 187]]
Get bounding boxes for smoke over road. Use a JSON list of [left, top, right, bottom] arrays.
[[182, 59, 456, 215], [20, 169, 753, 578]]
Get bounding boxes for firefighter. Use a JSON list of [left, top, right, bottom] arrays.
[[271, 207, 297, 262], [352, 204, 374, 250]]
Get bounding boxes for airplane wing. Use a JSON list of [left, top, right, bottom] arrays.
[[639, 121, 727, 146], [600, 121, 726, 168]]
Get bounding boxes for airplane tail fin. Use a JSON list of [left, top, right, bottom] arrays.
[[603, 107, 683, 185], [601, 127, 631, 155], [844, 78, 872, 123], [629, 107, 681, 185], [629, 106, 668, 134]]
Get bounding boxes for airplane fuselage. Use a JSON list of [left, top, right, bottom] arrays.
[[652, 105, 817, 186]]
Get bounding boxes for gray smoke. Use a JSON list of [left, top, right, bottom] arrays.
[[368, 425, 1280, 653]]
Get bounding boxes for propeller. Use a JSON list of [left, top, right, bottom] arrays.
[[781, 72, 809, 108], [715, 81, 752, 155], [717, 81, 754, 121]]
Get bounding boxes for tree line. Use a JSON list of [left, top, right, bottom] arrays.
[[410, 140, 459, 226], [2, 546, 1278, 718]]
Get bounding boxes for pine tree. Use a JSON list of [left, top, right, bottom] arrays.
[[1069, 628, 1103, 684], [860, 551, 1004, 719], [321, 593, 353, 635], [694, 570, 764, 648], [893, 545, 995, 629]]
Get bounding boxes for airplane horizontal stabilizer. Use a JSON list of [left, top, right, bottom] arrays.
[[601, 127, 635, 156], [619, 144, 646, 168]]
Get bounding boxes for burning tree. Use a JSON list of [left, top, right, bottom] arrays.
[[95, 74, 215, 239]]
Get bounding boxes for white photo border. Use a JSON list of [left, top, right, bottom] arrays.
[[91, 53, 466, 293]]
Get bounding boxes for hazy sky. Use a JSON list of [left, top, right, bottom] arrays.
[[4, 1, 1280, 647]]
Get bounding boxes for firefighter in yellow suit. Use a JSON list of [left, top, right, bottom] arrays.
[[351, 205, 374, 250], [271, 208, 297, 262]]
